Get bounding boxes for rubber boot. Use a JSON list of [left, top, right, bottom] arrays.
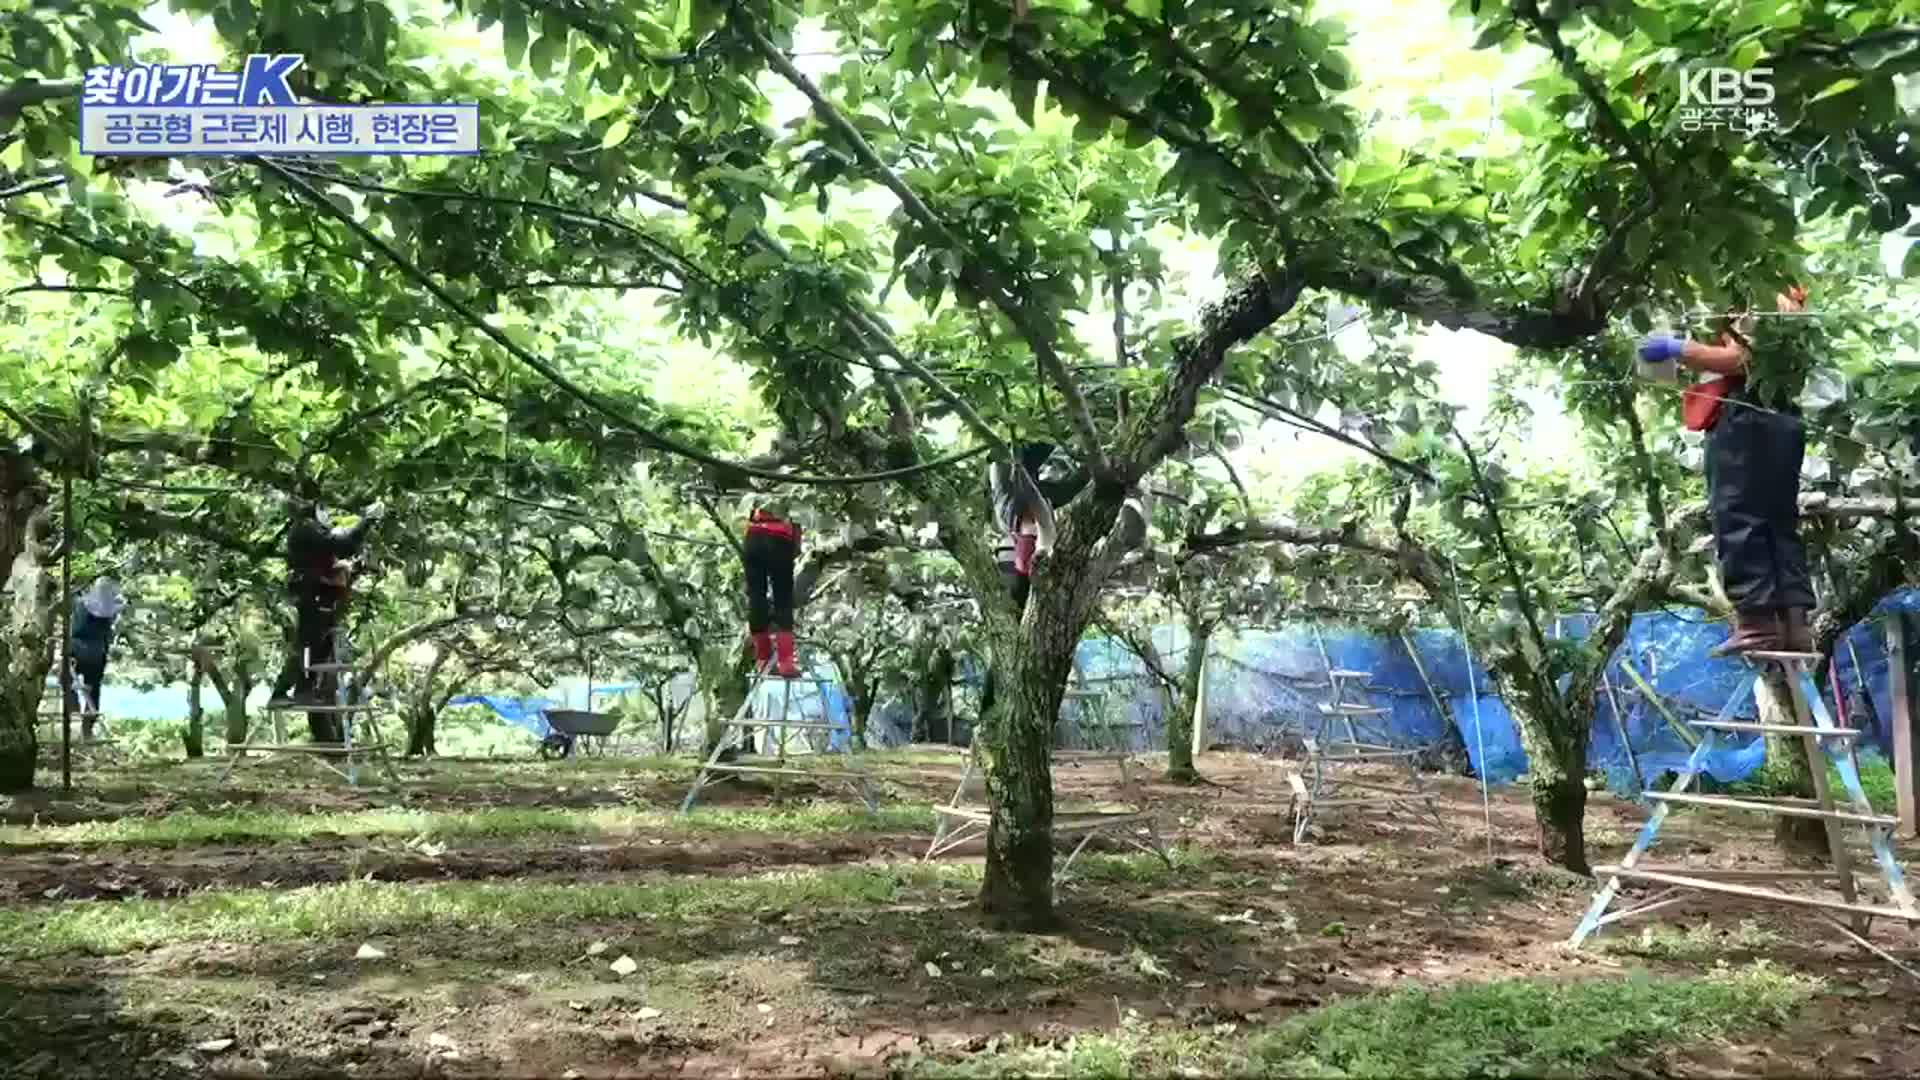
[[750, 631, 773, 671], [1708, 609, 1783, 658], [1780, 607, 1814, 654], [773, 630, 800, 678]]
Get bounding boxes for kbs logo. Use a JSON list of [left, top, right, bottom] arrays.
[[1679, 67, 1775, 107], [1676, 67, 1777, 136]]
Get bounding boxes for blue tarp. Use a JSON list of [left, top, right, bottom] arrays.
[[447, 695, 561, 739]]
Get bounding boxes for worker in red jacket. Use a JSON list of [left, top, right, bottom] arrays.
[[743, 501, 802, 678]]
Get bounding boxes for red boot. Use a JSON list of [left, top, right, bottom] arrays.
[[773, 630, 800, 678], [749, 631, 773, 671]]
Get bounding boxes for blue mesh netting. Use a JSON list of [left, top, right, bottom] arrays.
[[917, 587, 1918, 790], [481, 589, 1917, 782]]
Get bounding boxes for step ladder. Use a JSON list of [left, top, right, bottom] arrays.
[[220, 644, 400, 787], [36, 710, 120, 764], [680, 666, 880, 813], [1569, 651, 1919, 961], [1288, 668, 1443, 843]]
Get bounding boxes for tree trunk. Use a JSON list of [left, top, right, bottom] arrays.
[[850, 674, 875, 751], [1530, 766, 1589, 872], [1166, 614, 1209, 784], [1753, 670, 1829, 855], [977, 631, 1068, 930], [406, 645, 449, 758], [701, 638, 752, 755], [0, 484, 57, 792], [1497, 656, 1591, 873], [913, 645, 954, 744], [184, 653, 206, 758], [406, 705, 437, 756]]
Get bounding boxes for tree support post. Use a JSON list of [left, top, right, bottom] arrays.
[[59, 473, 71, 792]]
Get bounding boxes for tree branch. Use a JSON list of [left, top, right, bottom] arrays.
[[743, 19, 1109, 474], [0, 79, 79, 119], [1511, 1, 1658, 186], [1114, 267, 1305, 482]]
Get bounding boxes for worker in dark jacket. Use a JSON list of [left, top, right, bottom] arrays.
[[1640, 284, 1817, 654], [67, 576, 126, 739], [269, 498, 385, 713]]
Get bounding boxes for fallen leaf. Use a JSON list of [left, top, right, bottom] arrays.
[[923, 961, 943, 978], [355, 944, 386, 960], [777, 936, 803, 947], [636, 1007, 663, 1021], [610, 955, 639, 977], [978, 967, 997, 978], [756, 1003, 773, 1015], [194, 1038, 234, 1054], [585, 942, 609, 957]]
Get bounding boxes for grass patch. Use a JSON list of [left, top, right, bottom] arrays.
[[1596, 919, 1784, 961], [1724, 754, 1897, 815], [0, 803, 931, 849], [0, 861, 981, 958], [906, 964, 1817, 1078], [0, 851, 1189, 960]]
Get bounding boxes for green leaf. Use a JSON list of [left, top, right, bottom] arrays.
[[724, 205, 756, 245], [528, 33, 561, 78], [600, 119, 631, 148], [1808, 77, 1861, 103], [502, 3, 529, 67], [0, 138, 23, 172], [1010, 76, 1038, 127], [585, 95, 624, 122], [123, 332, 181, 372]]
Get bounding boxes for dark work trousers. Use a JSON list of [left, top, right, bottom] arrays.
[[65, 650, 106, 738], [273, 586, 345, 741], [743, 530, 798, 633], [1003, 565, 1030, 608], [1706, 397, 1816, 613]]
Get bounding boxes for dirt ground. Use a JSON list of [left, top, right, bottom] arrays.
[[2, 750, 1916, 1078]]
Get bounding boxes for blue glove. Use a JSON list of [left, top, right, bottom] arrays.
[[1638, 335, 1685, 362]]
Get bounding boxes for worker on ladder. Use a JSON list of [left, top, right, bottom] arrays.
[[1640, 283, 1817, 655], [67, 575, 127, 740], [269, 496, 385, 733], [742, 497, 803, 678]]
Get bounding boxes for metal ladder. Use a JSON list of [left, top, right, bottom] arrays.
[[1289, 667, 1444, 843], [1569, 651, 1918, 962], [680, 664, 879, 813], [220, 641, 400, 787]]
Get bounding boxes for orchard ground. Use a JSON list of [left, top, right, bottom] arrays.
[[1, 751, 1914, 1078]]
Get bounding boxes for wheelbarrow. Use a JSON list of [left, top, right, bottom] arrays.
[[538, 709, 622, 760]]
